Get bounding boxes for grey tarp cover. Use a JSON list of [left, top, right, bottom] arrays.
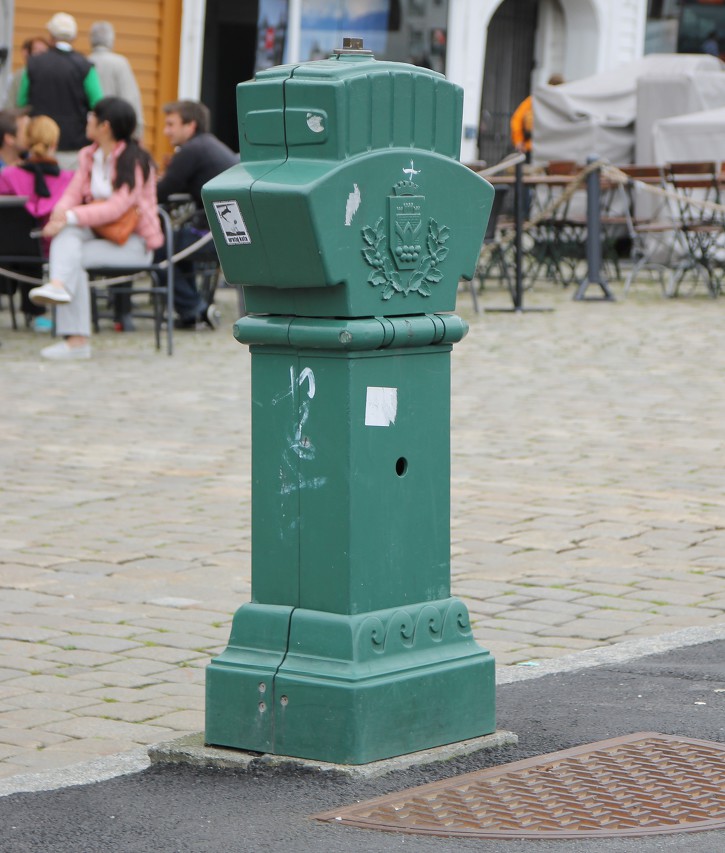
[[533, 53, 724, 167], [652, 105, 725, 165]]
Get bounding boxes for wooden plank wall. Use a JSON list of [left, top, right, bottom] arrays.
[[10, 0, 181, 163]]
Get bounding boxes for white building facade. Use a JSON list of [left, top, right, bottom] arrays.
[[177, 0, 648, 162], [446, 0, 648, 161]]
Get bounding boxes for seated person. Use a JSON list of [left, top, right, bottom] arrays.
[[0, 109, 30, 169], [0, 115, 73, 330], [0, 115, 74, 224], [28, 97, 162, 360], [156, 100, 237, 329]]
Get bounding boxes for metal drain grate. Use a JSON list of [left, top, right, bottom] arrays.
[[313, 733, 725, 839]]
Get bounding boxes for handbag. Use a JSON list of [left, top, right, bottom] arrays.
[[92, 206, 140, 245]]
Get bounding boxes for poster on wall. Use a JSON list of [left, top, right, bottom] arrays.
[[256, 0, 288, 72], [299, 0, 391, 62]]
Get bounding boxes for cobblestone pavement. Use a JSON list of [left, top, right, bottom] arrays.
[[1, 281, 724, 780]]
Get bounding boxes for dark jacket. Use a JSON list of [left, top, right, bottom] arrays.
[[25, 48, 98, 151], [157, 133, 237, 212]]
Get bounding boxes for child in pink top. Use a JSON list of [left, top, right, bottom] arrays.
[[0, 115, 73, 328], [0, 115, 74, 226]]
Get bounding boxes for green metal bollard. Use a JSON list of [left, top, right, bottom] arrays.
[[202, 41, 496, 765]]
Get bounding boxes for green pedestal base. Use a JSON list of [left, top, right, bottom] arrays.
[[206, 597, 495, 764]]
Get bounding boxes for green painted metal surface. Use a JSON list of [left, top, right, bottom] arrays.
[[204, 45, 496, 764], [250, 345, 452, 612], [202, 52, 493, 317]]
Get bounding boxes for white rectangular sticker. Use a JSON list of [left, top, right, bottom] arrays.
[[213, 200, 251, 245], [365, 386, 398, 427]]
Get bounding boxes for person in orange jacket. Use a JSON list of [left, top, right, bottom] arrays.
[[510, 74, 564, 160]]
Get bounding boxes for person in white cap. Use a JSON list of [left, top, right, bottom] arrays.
[[89, 22, 144, 140], [15, 13, 103, 169]]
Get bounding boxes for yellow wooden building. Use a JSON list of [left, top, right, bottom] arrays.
[[9, 0, 183, 163]]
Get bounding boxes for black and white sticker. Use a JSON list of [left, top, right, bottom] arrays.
[[213, 200, 251, 245]]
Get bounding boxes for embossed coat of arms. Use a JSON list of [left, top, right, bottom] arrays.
[[361, 171, 450, 301]]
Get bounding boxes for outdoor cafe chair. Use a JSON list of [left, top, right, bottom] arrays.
[[469, 185, 511, 311], [162, 193, 244, 317], [523, 160, 588, 288], [610, 165, 679, 296], [663, 161, 722, 297], [0, 197, 46, 330], [86, 206, 176, 354]]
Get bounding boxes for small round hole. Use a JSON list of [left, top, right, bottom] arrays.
[[395, 457, 408, 476]]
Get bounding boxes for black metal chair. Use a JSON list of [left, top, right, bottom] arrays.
[[86, 207, 176, 354], [470, 185, 511, 312], [0, 197, 46, 330], [611, 165, 677, 296], [162, 196, 226, 317], [664, 161, 722, 297]]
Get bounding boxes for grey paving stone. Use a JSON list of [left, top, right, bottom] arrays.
[[77, 703, 174, 724], [625, 589, 712, 607], [465, 601, 520, 617], [545, 620, 644, 641], [126, 633, 220, 652], [0, 728, 72, 750], [43, 717, 171, 744], [0, 625, 67, 643], [88, 658, 176, 676], [2, 693, 100, 713], [0, 657, 65, 676], [43, 636, 143, 654], [2, 286, 725, 778], [0, 674, 102, 695], [151, 693, 205, 712], [34, 649, 120, 668], [577, 594, 657, 611], [73, 671, 168, 689], [144, 710, 203, 731], [502, 605, 592, 625], [123, 647, 207, 665], [44, 737, 151, 757], [0, 763, 25, 780]]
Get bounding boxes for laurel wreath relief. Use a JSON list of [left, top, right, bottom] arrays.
[[361, 217, 450, 300]]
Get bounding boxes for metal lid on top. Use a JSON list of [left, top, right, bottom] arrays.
[[333, 37, 374, 56]]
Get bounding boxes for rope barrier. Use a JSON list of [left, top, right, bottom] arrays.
[[476, 158, 725, 275], [477, 152, 526, 178], [601, 164, 725, 215], [0, 230, 214, 287], [7, 168, 719, 292], [477, 158, 605, 270]]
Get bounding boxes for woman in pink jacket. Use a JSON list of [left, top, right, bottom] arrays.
[[29, 97, 163, 360]]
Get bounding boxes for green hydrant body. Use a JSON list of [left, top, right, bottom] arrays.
[[202, 44, 496, 764]]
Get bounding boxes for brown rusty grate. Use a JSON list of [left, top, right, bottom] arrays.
[[313, 733, 725, 839]]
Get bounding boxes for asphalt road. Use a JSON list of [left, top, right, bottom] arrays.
[[2, 638, 723, 853]]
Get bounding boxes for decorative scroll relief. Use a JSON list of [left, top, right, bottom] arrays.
[[359, 599, 472, 657]]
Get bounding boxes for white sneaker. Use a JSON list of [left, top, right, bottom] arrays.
[[29, 283, 71, 306], [41, 341, 91, 360]]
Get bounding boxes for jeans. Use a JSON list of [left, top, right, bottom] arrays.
[[50, 226, 151, 337], [155, 223, 219, 323]]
